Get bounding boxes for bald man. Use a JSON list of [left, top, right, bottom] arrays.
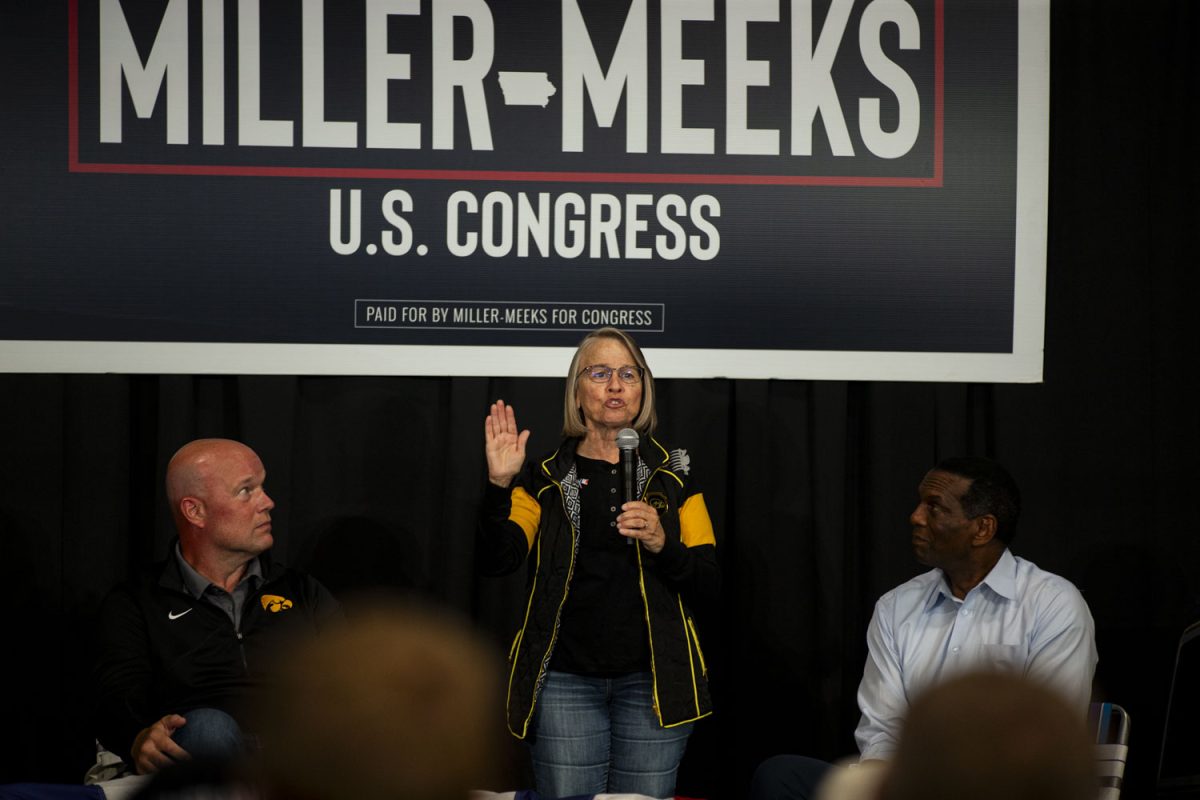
[[94, 439, 340, 774]]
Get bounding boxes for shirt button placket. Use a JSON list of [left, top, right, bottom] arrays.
[[948, 600, 965, 657]]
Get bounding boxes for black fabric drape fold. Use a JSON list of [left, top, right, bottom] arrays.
[[4, 370, 1197, 796]]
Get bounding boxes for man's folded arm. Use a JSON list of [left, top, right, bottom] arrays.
[[855, 602, 908, 761]]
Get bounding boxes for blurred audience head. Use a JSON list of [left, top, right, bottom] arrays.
[[878, 671, 1095, 800], [255, 602, 502, 800]]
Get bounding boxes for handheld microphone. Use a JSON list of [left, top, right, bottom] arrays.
[[616, 428, 639, 545], [616, 428, 639, 504]]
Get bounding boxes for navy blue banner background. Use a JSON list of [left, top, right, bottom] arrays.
[[1, 0, 1029, 371]]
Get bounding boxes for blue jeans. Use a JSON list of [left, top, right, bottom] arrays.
[[529, 671, 692, 799], [172, 708, 247, 761]]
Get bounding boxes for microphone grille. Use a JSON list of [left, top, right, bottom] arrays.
[[616, 428, 639, 451]]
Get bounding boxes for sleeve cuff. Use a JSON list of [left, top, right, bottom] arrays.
[[654, 535, 689, 572], [483, 481, 513, 508]]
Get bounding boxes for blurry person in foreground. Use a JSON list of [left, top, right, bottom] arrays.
[[872, 670, 1096, 800], [254, 603, 502, 800]]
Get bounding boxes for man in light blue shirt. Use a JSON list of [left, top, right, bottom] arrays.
[[751, 457, 1098, 800]]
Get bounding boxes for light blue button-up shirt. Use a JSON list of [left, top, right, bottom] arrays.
[[854, 548, 1098, 760]]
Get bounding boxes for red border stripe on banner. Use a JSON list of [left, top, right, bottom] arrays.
[[67, 0, 944, 188]]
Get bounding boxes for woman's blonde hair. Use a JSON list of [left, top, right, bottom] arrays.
[[561, 327, 657, 438]]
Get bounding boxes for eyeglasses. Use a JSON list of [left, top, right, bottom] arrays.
[[578, 364, 644, 384]]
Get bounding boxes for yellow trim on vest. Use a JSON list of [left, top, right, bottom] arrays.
[[679, 493, 716, 548], [505, 526, 541, 739], [511, 472, 579, 740], [687, 616, 708, 677], [678, 597, 701, 717], [633, 439, 710, 727], [508, 486, 541, 552], [634, 543, 664, 726], [662, 709, 713, 727]]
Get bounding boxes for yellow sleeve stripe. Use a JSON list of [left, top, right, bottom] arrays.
[[679, 493, 716, 548], [509, 486, 541, 551]]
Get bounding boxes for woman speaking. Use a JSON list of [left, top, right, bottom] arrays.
[[478, 327, 719, 799]]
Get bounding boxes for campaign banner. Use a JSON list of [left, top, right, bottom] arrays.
[[0, 0, 1047, 379]]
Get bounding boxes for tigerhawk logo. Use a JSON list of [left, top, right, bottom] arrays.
[[260, 595, 294, 613]]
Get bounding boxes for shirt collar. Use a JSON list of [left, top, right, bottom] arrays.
[[978, 547, 1017, 600], [174, 541, 263, 598], [924, 547, 1016, 610], [924, 576, 954, 611]]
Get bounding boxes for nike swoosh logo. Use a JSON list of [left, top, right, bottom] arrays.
[[168, 609, 193, 620]]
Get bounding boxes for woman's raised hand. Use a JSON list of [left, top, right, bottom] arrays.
[[485, 399, 530, 488]]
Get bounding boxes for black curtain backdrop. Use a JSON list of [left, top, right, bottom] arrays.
[[1, 2, 1196, 797]]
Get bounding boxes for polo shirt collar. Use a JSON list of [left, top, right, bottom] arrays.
[[173, 541, 263, 598]]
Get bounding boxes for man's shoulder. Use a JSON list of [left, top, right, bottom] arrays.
[[1009, 554, 1089, 607], [259, 560, 340, 615], [261, 559, 323, 591], [102, 558, 178, 601], [877, 568, 943, 607], [97, 559, 189, 633], [869, 568, 944, 630]]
